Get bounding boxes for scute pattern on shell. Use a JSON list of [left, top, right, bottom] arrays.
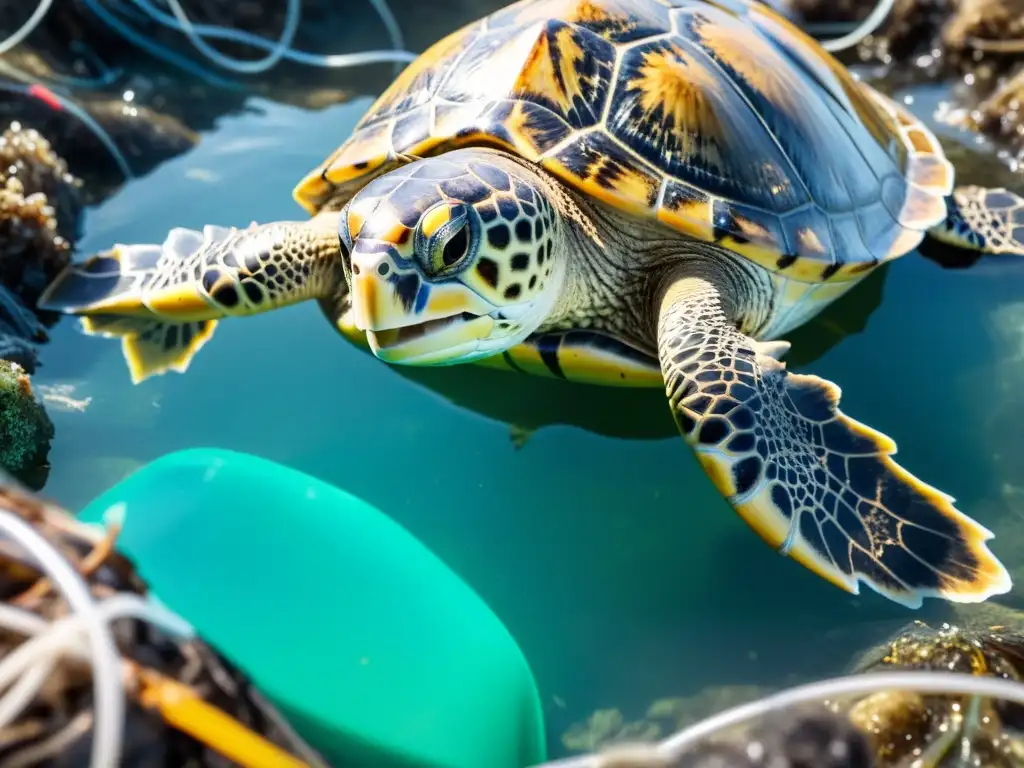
[[295, 0, 957, 283]]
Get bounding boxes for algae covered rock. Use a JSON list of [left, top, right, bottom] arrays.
[[0, 359, 53, 489]]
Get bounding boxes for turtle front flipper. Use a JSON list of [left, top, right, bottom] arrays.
[[656, 275, 1011, 607], [928, 186, 1024, 255], [38, 213, 344, 384]]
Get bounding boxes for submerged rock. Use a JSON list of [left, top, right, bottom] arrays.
[[0, 121, 81, 306], [0, 121, 82, 372], [0, 360, 53, 489]]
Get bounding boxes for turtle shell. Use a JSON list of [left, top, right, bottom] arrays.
[[294, 0, 955, 283]]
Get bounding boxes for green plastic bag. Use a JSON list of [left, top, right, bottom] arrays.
[[78, 448, 546, 768]]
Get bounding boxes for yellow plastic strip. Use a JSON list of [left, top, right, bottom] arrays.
[[136, 669, 311, 768]]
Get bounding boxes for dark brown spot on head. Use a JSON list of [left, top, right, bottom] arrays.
[[529, 275, 537, 289], [395, 227, 412, 245], [477, 258, 499, 288], [498, 197, 519, 221], [478, 202, 498, 223], [504, 283, 522, 300], [515, 220, 532, 242], [487, 224, 510, 250], [511, 253, 529, 271]]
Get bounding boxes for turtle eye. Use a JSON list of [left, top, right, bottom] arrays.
[[438, 224, 469, 269], [418, 204, 473, 276]]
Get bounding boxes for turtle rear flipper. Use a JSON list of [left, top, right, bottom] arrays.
[[928, 186, 1024, 255], [656, 276, 1011, 607], [39, 213, 344, 383]]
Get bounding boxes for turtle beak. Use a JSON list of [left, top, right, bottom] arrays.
[[349, 246, 493, 337]]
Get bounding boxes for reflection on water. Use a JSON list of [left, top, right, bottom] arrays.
[[10, 0, 1024, 760]]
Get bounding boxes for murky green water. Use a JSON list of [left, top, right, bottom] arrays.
[[22, 2, 1024, 760]]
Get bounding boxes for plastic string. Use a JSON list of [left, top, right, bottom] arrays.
[[0, 0, 55, 56], [818, 0, 895, 52], [140, 0, 302, 75], [0, 79, 135, 180], [0, 0, 417, 91], [123, 0, 417, 68], [536, 670, 1024, 767], [0, 511, 126, 767]]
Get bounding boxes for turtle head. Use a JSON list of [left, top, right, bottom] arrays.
[[341, 149, 565, 366]]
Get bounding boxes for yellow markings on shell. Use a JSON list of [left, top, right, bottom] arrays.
[[751, 5, 898, 153], [864, 88, 952, 231], [322, 124, 390, 187], [514, 23, 591, 119], [511, 0, 616, 30], [555, 342, 662, 387], [899, 186, 948, 232], [721, 237, 785, 274], [495, 342, 560, 380], [904, 126, 938, 155], [458, 23, 546, 105], [362, 22, 474, 123], [907, 155, 955, 196], [602, 162, 659, 213], [796, 226, 826, 257], [627, 43, 723, 166], [657, 194, 714, 241], [695, 14, 801, 111], [292, 173, 333, 215], [716, 212, 787, 272], [419, 204, 451, 239], [294, 121, 392, 213], [503, 101, 551, 161], [543, 141, 659, 219]]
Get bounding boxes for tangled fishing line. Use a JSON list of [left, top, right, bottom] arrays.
[[0, 482, 329, 768], [537, 670, 1024, 768], [0, 0, 418, 181], [1, 0, 415, 82]]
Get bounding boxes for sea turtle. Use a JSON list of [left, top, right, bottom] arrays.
[[38, 0, 1024, 607]]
